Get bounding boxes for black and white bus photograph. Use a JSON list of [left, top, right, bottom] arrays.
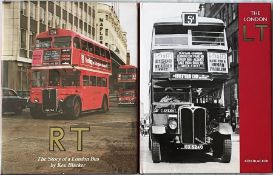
[[140, 3, 239, 173]]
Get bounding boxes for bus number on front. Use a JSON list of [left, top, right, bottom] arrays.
[[182, 13, 198, 26]]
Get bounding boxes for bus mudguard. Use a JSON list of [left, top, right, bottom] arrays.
[[64, 95, 81, 109], [216, 123, 233, 135]]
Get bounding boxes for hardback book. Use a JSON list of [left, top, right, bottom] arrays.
[[1, 1, 272, 174], [139, 2, 272, 173]]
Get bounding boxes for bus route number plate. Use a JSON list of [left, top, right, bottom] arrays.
[[182, 13, 198, 26]]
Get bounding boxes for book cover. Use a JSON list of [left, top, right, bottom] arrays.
[[139, 2, 272, 173], [1, 1, 138, 174], [1, 1, 273, 174]]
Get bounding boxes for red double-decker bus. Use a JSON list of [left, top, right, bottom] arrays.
[[117, 65, 137, 105], [29, 28, 111, 119]]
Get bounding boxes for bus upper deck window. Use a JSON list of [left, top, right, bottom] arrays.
[[36, 38, 52, 48], [105, 51, 110, 59], [88, 42, 94, 53], [81, 40, 88, 52], [154, 25, 188, 45], [73, 37, 80, 49], [101, 49, 105, 57], [127, 68, 136, 73], [54, 36, 71, 48], [95, 46, 100, 56]]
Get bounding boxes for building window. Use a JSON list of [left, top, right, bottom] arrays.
[[92, 27, 95, 37], [220, 7, 226, 26], [232, 4, 238, 20], [92, 9, 95, 18], [74, 16, 78, 27], [55, 16, 60, 28], [29, 32, 36, 51], [40, 7, 45, 23], [48, 12, 53, 27], [105, 29, 108, 36], [105, 43, 108, 47], [62, 19, 66, 29], [20, 1, 27, 16], [74, 2, 78, 16], [20, 29, 27, 49], [18, 66, 30, 91], [30, 2, 37, 20]]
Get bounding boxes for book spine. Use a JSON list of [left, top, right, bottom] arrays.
[[239, 3, 272, 173]]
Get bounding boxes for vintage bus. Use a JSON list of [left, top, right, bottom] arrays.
[[148, 13, 233, 163], [117, 65, 137, 105], [29, 28, 111, 119]]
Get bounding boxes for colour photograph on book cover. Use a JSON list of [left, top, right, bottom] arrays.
[[140, 3, 240, 173], [1, 1, 138, 174]]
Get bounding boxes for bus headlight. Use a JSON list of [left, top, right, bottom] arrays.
[[168, 120, 177, 130]]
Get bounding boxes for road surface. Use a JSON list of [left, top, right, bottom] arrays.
[[140, 134, 240, 173], [2, 105, 138, 174]]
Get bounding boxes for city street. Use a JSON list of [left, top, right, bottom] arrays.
[[140, 134, 240, 173], [1, 104, 138, 174]]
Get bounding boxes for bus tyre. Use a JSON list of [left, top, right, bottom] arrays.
[[30, 107, 44, 119], [220, 135, 232, 163], [68, 98, 81, 119], [212, 134, 221, 158], [148, 133, 151, 151], [15, 105, 23, 115], [101, 96, 108, 112], [151, 135, 161, 163]]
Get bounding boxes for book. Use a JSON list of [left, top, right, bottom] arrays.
[[1, 1, 272, 174], [1, 1, 138, 174], [139, 2, 272, 173]]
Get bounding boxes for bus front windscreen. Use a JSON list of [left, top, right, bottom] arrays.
[[35, 38, 52, 49], [152, 80, 190, 103], [119, 82, 136, 90], [31, 70, 47, 87], [54, 36, 71, 48], [154, 24, 225, 46]]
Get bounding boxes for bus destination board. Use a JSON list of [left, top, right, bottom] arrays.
[[43, 50, 60, 65], [153, 52, 174, 72], [207, 52, 228, 73], [176, 51, 206, 70]]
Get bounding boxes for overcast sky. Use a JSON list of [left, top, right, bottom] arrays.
[[140, 3, 199, 113], [119, 3, 138, 67]]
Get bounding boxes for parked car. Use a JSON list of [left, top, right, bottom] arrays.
[[2, 88, 28, 115]]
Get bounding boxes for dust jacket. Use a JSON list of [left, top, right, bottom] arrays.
[[1, 1, 138, 174], [1, 1, 273, 174], [139, 2, 272, 174]]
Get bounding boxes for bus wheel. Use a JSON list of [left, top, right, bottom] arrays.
[[30, 107, 45, 119], [220, 135, 232, 163], [101, 97, 108, 112], [148, 133, 151, 151], [151, 135, 161, 163], [68, 98, 81, 119], [15, 105, 23, 115]]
